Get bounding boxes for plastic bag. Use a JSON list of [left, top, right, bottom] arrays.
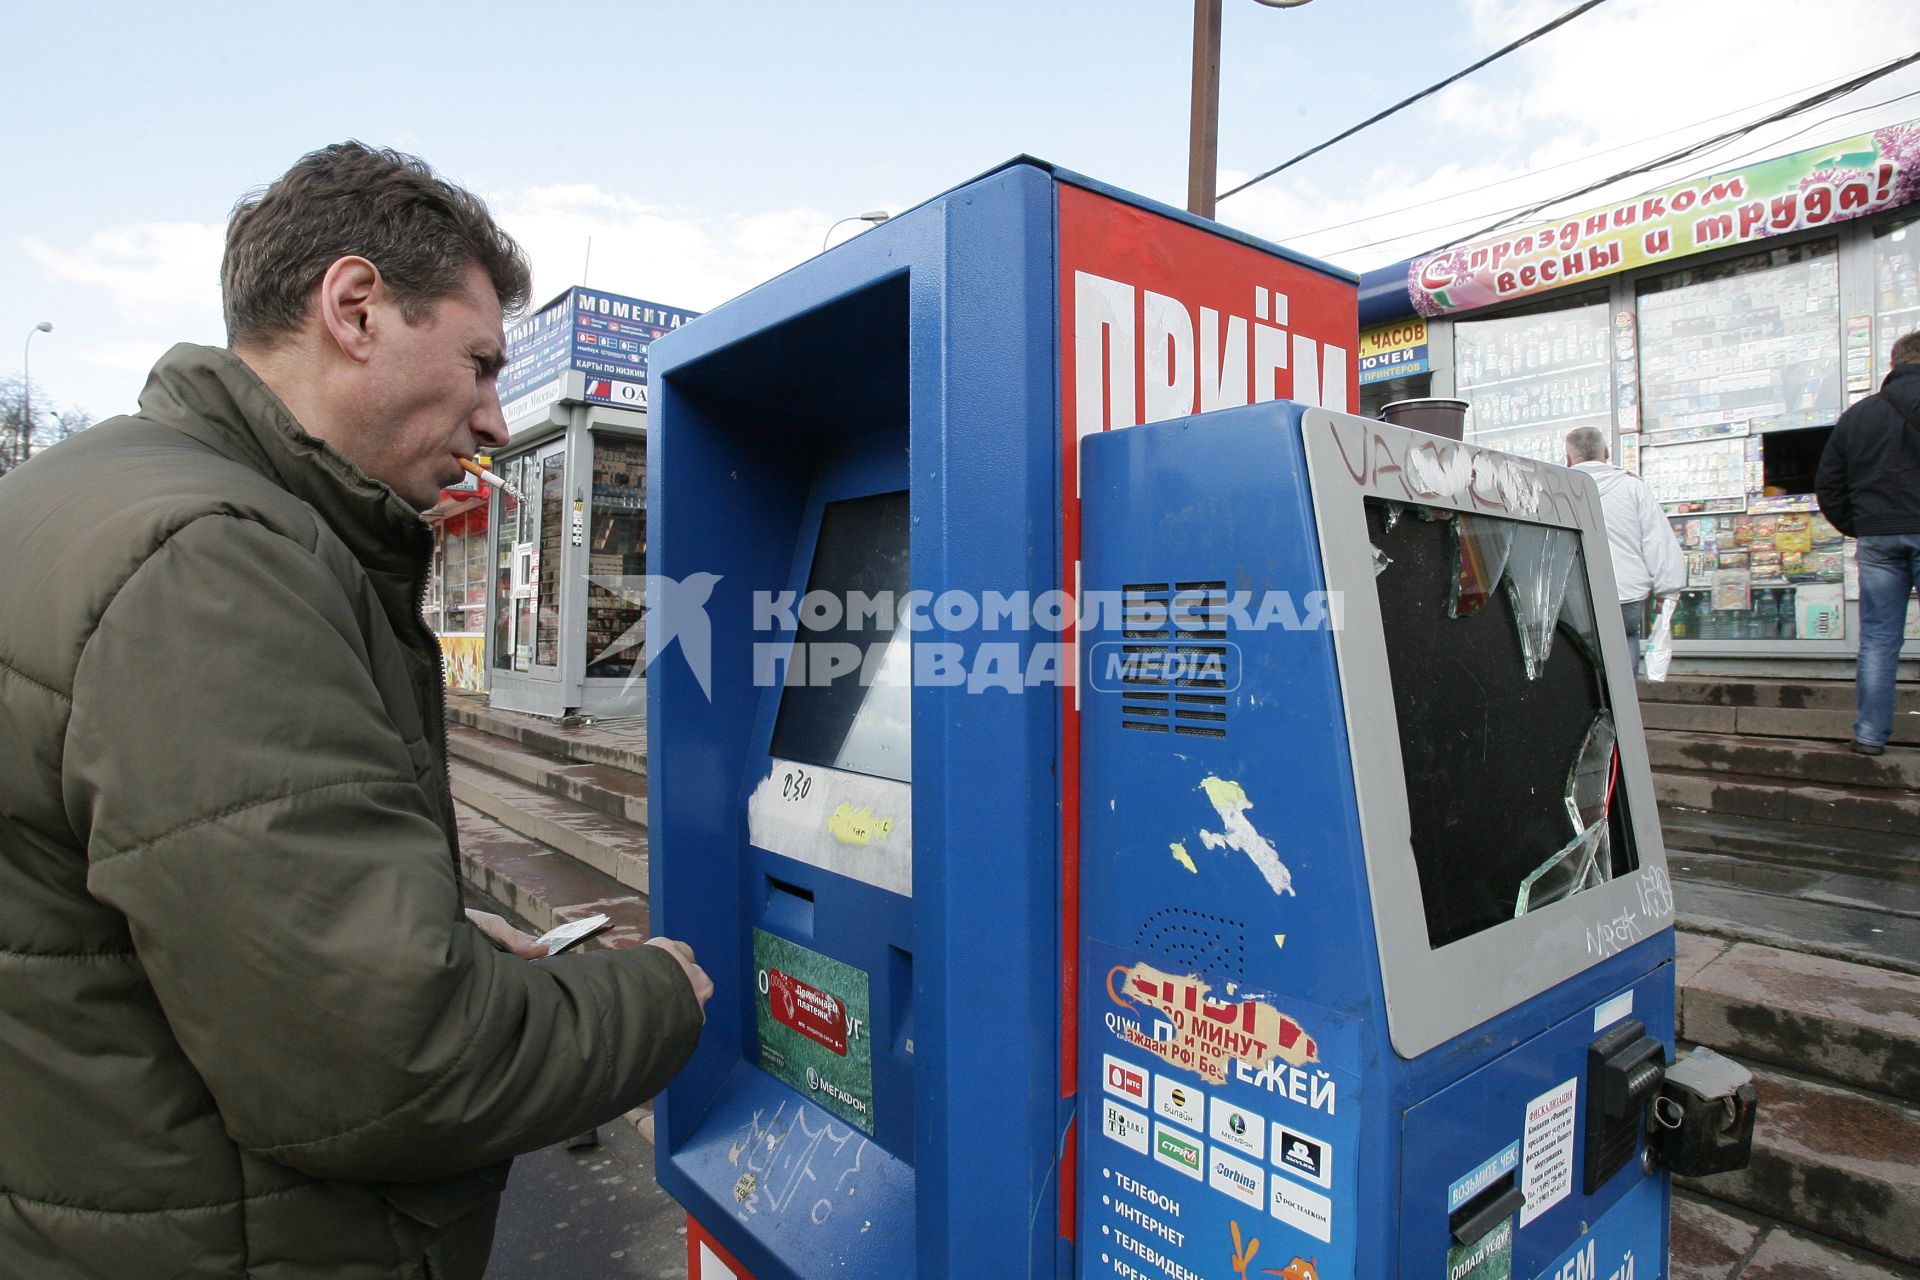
[[1643, 597, 1676, 683]]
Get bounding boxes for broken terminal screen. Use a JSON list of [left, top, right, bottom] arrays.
[[1365, 498, 1638, 949]]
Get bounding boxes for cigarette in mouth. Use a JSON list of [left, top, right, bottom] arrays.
[[459, 457, 525, 502]]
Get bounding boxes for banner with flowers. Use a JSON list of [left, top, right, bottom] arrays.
[[1409, 120, 1920, 317]]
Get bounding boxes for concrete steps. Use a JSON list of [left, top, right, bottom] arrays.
[[1638, 675, 1920, 839], [450, 760, 649, 891], [1656, 769, 1920, 837], [456, 802, 650, 948], [1661, 810, 1920, 881], [1642, 698, 1920, 745], [1677, 936, 1920, 1105], [446, 692, 648, 776], [1646, 730, 1920, 791], [1671, 1190, 1920, 1279], [445, 693, 654, 899], [448, 724, 650, 828], [1676, 1061, 1920, 1268], [1642, 676, 1920, 715], [1672, 936, 1920, 1268]]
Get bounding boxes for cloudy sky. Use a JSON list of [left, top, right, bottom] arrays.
[[4, 0, 1918, 419]]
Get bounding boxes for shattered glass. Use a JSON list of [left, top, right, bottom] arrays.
[[1515, 711, 1618, 917], [1372, 545, 1393, 577], [1440, 515, 1582, 678], [1367, 496, 1640, 948], [1448, 515, 1514, 617], [1502, 522, 1580, 680]]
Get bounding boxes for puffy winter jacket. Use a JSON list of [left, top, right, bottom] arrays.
[[0, 344, 701, 1279], [1816, 362, 1920, 537]]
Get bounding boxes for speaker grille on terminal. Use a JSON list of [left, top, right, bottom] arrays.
[[1134, 907, 1247, 981], [1120, 581, 1231, 737]]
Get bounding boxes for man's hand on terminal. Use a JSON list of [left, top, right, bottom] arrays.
[[645, 937, 714, 1020], [464, 908, 548, 960]]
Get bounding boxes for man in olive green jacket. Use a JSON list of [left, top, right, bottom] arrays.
[[0, 144, 709, 1279]]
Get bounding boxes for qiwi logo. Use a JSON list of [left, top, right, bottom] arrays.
[[1071, 272, 1351, 449]]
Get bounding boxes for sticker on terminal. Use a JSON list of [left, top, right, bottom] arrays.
[[1152, 1123, 1204, 1180], [1102, 1099, 1151, 1155], [1448, 1140, 1521, 1214], [1273, 1123, 1333, 1190], [1104, 1053, 1149, 1106], [1209, 1097, 1266, 1160], [1208, 1146, 1265, 1210], [765, 967, 850, 1056], [1271, 1175, 1333, 1242], [1152, 1075, 1205, 1132]]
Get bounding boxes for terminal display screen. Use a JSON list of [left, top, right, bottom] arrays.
[[769, 490, 912, 783], [1365, 498, 1638, 949]]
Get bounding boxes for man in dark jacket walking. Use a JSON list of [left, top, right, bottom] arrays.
[[0, 143, 709, 1279], [1816, 330, 1920, 755]]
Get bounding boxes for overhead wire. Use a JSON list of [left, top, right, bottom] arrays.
[[1217, 0, 1618, 204], [1422, 50, 1920, 258], [1316, 82, 1920, 262], [1272, 57, 1899, 245]]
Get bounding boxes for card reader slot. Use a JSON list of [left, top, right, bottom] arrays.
[[764, 876, 816, 938], [889, 945, 915, 1057], [1448, 1171, 1525, 1246]]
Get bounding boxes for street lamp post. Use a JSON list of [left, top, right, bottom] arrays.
[[1188, 0, 1313, 220], [821, 211, 891, 253], [21, 321, 52, 463]]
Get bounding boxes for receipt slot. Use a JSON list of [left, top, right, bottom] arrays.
[[645, 159, 1358, 1280], [1078, 406, 1685, 1280]]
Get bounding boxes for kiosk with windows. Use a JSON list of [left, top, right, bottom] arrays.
[[645, 160, 1747, 1280], [483, 286, 696, 719]]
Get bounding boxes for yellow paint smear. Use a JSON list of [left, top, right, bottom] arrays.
[[1170, 841, 1197, 874], [1201, 776, 1249, 809], [828, 803, 892, 846]]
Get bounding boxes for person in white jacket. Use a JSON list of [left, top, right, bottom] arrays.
[[1565, 426, 1686, 675]]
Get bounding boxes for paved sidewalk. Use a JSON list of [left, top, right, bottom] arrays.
[[486, 1117, 686, 1280]]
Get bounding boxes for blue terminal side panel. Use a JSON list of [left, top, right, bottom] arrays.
[[1076, 404, 1675, 1280], [646, 163, 1063, 1279], [1077, 405, 1375, 1280]]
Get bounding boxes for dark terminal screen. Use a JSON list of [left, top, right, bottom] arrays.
[[768, 490, 912, 783], [1365, 498, 1638, 949]]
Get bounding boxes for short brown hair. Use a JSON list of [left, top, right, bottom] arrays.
[[222, 142, 532, 347], [1892, 330, 1920, 368], [1564, 425, 1608, 464]]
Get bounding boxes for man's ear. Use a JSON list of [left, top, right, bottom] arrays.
[[315, 256, 383, 364]]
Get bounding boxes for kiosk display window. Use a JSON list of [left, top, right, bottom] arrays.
[[491, 459, 525, 672], [768, 490, 911, 784], [1634, 241, 1846, 642], [1454, 297, 1611, 464], [1876, 217, 1920, 379], [586, 436, 647, 679], [1366, 499, 1638, 949], [1636, 239, 1842, 439], [535, 454, 564, 668], [428, 511, 487, 635]]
